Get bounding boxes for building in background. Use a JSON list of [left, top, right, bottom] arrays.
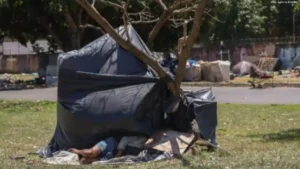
[[0, 38, 61, 73]]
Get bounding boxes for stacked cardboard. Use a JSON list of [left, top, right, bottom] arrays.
[[184, 63, 201, 81], [200, 60, 230, 82]]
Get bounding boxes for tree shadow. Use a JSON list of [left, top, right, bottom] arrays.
[[247, 128, 300, 142]]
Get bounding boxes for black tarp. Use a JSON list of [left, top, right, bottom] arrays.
[[52, 25, 168, 150], [41, 25, 218, 157]]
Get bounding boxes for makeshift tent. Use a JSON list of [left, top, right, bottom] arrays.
[[39, 25, 218, 158]]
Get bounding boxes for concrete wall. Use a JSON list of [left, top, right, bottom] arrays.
[[0, 55, 39, 73]]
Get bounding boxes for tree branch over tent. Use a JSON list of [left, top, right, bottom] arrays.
[[128, 10, 159, 24], [154, 0, 167, 10], [169, 17, 194, 28], [146, 0, 197, 48], [125, 0, 201, 48], [95, 0, 124, 10], [173, 4, 198, 14], [121, 0, 131, 42], [175, 0, 208, 89], [96, 0, 205, 49], [79, 24, 105, 34], [76, 0, 179, 95], [75, 0, 209, 96]]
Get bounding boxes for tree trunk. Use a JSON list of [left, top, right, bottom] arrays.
[[146, 12, 169, 49], [63, 10, 82, 51], [174, 0, 208, 91], [40, 17, 63, 50], [62, 30, 81, 51]]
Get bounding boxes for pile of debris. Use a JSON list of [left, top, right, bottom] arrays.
[[232, 57, 300, 78], [0, 73, 38, 90], [159, 55, 231, 83]]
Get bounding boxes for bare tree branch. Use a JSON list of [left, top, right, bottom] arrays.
[[173, 4, 197, 14], [63, 10, 78, 30], [204, 10, 225, 23], [77, 0, 209, 95], [186, 1, 208, 51], [128, 9, 159, 24], [95, 0, 124, 11], [169, 17, 194, 28], [170, 0, 196, 11], [154, 0, 167, 10], [130, 18, 159, 24], [128, 9, 149, 16], [79, 24, 105, 34], [146, 0, 196, 48], [76, 0, 178, 95], [92, 0, 96, 7], [122, 0, 130, 42]]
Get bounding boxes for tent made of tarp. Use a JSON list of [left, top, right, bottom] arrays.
[[40, 25, 217, 158]]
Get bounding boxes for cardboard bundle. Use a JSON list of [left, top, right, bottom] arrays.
[[184, 63, 201, 81], [200, 60, 230, 82]]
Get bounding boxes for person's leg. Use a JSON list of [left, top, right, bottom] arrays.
[[69, 137, 116, 159], [69, 139, 109, 158], [101, 137, 116, 156]]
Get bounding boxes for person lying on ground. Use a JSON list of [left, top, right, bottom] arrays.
[[69, 137, 116, 164], [68, 136, 147, 164]]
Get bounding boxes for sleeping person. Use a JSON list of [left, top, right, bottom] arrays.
[[69, 136, 147, 164]]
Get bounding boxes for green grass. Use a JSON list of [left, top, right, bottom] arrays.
[[0, 101, 300, 169]]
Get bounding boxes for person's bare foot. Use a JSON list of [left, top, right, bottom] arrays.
[[115, 149, 124, 158]]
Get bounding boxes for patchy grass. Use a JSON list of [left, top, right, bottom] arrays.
[[0, 101, 300, 169]]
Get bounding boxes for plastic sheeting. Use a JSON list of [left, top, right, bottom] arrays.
[[41, 25, 218, 158], [184, 88, 217, 144], [52, 25, 165, 150]]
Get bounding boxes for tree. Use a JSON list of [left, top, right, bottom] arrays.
[[0, 0, 111, 51], [0, 0, 194, 52], [76, 0, 209, 96], [196, 0, 269, 42]]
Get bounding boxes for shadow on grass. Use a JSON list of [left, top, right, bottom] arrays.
[[248, 128, 300, 142]]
